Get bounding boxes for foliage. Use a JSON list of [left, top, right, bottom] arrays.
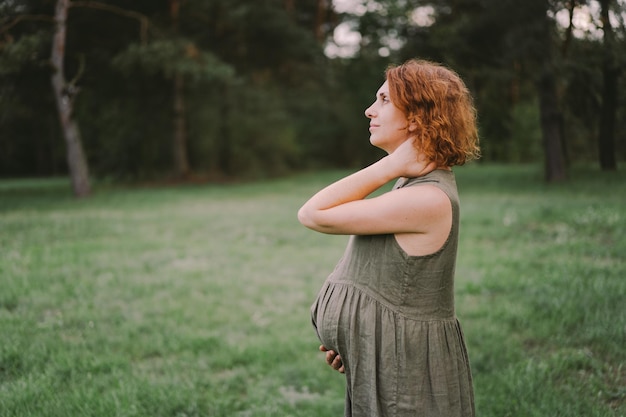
[[112, 39, 234, 82], [0, 32, 48, 75], [0, 165, 625, 416], [0, 0, 625, 180], [0, 0, 338, 180], [349, 0, 626, 168]]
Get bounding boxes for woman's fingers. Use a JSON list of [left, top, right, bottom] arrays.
[[320, 345, 345, 373], [332, 355, 345, 373]]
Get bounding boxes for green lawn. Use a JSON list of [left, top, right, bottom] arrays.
[[1, 165, 624, 417]]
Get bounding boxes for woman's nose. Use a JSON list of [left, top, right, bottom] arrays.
[[364, 103, 375, 118]]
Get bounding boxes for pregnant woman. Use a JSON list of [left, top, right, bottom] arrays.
[[298, 59, 480, 417]]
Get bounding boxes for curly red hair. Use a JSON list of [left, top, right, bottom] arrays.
[[386, 59, 480, 166]]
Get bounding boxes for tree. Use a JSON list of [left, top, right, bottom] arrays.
[[533, 0, 568, 182], [7, 0, 620, 180], [51, 0, 91, 197], [598, 0, 619, 170], [399, 0, 570, 180], [169, 0, 190, 179], [1, 0, 151, 189]]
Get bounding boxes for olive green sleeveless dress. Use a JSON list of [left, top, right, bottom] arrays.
[[310, 169, 475, 417]]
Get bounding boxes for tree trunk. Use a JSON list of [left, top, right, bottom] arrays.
[[598, 0, 618, 171], [537, 65, 567, 182], [314, 0, 327, 42], [217, 83, 232, 176], [285, 0, 295, 16], [532, 4, 567, 183], [51, 0, 91, 197], [172, 72, 190, 178], [169, 0, 190, 179]]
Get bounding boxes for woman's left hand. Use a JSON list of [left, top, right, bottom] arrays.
[[386, 138, 437, 179]]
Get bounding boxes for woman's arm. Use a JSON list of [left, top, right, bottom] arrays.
[[297, 139, 445, 236]]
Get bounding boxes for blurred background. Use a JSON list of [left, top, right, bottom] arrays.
[[1, 0, 624, 195]]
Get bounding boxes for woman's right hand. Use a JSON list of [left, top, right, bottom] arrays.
[[319, 345, 345, 373]]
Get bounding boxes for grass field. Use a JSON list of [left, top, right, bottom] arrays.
[[1, 164, 625, 417]]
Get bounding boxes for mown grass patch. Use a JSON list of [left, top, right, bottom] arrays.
[[1, 165, 624, 416]]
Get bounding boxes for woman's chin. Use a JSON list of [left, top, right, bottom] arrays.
[[369, 138, 393, 154], [369, 136, 384, 149]]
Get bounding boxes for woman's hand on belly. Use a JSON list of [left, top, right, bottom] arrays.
[[320, 345, 345, 373]]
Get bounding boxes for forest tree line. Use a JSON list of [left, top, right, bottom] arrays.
[[1, 0, 624, 196]]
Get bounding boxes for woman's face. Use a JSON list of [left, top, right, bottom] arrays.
[[365, 81, 411, 153]]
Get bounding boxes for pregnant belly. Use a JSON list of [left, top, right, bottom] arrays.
[[310, 281, 350, 352]]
